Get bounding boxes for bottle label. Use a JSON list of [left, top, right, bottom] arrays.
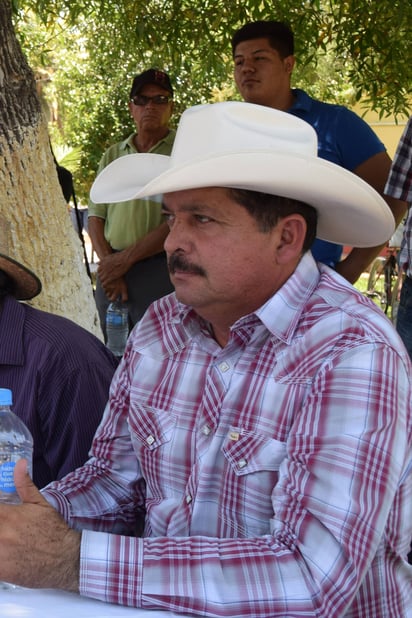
[[107, 314, 125, 326], [0, 461, 16, 493]]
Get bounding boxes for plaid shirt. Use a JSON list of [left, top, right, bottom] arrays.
[[385, 116, 412, 276], [43, 253, 412, 617]]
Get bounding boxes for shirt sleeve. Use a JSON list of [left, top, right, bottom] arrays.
[[39, 360, 115, 483], [43, 340, 411, 617], [88, 149, 110, 218], [88, 140, 130, 216], [329, 107, 386, 171], [384, 116, 412, 201], [35, 329, 118, 486], [43, 352, 146, 533]]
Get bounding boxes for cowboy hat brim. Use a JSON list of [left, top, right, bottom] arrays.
[[90, 150, 394, 247], [0, 254, 42, 300]]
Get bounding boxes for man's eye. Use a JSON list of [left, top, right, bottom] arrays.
[[195, 215, 212, 223]]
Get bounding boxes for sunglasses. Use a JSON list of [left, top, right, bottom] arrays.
[[131, 94, 172, 106]]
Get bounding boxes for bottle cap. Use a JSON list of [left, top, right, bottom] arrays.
[[0, 388, 12, 406]]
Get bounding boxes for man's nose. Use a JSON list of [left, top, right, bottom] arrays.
[[240, 59, 255, 73], [164, 219, 186, 253]]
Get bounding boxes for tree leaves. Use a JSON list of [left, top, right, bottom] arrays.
[[13, 0, 412, 199]]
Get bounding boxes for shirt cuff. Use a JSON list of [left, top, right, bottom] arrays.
[[80, 529, 144, 607]]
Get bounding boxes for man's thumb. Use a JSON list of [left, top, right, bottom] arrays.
[[14, 458, 45, 505]]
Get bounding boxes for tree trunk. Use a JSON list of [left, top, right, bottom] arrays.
[[0, 0, 101, 338]]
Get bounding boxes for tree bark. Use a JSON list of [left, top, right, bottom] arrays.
[[0, 0, 101, 337]]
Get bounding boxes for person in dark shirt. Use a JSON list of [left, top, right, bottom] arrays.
[[0, 216, 118, 487]]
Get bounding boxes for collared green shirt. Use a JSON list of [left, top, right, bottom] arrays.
[[88, 131, 175, 250]]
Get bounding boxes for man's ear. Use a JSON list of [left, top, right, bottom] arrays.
[[274, 214, 307, 264], [284, 55, 295, 75]]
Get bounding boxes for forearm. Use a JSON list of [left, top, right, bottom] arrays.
[[338, 152, 408, 284], [336, 244, 386, 284], [336, 195, 406, 284], [120, 221, 169, 271], [87, 216, 112, 261], [97, 222, 170, 284]]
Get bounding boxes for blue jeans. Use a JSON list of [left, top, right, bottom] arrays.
[[396, 275, 412, 363], [395, 274, 412, 565]]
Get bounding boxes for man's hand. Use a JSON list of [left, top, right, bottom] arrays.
[[98, 252, 131, 284], [98, 253, 130, 301], [99, 275, 128, 302], [0, 459, 80, 592]]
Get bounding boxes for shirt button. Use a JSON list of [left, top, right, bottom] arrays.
[[146, 434, 155, 446], [202, 424, 211, 436], [219, 361, 230, 372], [186, 494, 192, 504], [238, 458, 248, 469]]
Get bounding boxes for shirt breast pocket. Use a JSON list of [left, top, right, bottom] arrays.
[[220, 430, 287, 535], [128, 404, 176, 469]]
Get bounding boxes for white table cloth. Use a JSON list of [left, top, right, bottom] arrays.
[[0, 586, 178, 617]]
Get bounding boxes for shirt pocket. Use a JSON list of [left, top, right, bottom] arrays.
[[128, 405, 182, 499], [220, 429, 287, 535], [128, 405, 176, 453]]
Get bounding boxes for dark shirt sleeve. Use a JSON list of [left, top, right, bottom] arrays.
[[36, 354, 117, 485]]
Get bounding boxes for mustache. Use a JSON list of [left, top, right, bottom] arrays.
[[168, 253, 206, 277]]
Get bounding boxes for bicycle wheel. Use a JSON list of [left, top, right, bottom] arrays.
[[367, 257, 387, 311]]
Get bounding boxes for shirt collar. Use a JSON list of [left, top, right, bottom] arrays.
[[289, 88, 312, 113], [121, 130, 176, 153], [255, 252, 319, 343]]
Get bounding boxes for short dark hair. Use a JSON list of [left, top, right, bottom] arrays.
[[231, 20, 294, 59], [227, 188, 317, 253]]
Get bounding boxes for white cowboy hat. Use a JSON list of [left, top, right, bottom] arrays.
[[90, 101, 394, 247]]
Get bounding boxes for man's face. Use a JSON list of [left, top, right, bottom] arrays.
[[129, 83, 173, 132], [233, 37, 294, 109], [162, 187, 290, 328]]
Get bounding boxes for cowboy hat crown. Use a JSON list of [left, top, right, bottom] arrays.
[[90, 102, 394, 248]]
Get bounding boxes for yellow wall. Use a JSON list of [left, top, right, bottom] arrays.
[[351, 105, 410, 158]]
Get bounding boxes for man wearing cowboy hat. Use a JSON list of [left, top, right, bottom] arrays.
[[0, 217, 118, 487], [0, 103, 410, 617]]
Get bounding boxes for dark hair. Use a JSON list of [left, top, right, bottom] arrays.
[[227, 188, 317, 253], [231, 20, 294, 59], [0, 270, 14, 299]]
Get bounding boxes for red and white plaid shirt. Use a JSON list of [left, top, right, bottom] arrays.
[[385, 115, 412, 276], [44, 253, 412, 617]]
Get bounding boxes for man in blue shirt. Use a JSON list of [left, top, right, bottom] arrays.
[[232, 20, 406, 283]]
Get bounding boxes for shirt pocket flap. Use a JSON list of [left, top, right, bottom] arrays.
[[128, 405, 176, 451], [222, 429, 287, 476]]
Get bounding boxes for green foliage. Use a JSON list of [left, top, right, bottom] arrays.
[[12, 0, 412, 201]]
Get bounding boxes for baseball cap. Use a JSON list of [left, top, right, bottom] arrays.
[[130, 69, 173, 99]]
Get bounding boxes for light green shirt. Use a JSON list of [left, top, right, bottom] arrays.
[[88, 131, 175, 250]]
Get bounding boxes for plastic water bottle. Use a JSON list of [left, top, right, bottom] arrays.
[[0, 388, 33, 589], [0, 388, 33, 505], [106, 299, 129, 357]]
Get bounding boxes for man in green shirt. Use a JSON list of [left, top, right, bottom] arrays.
[[88, 69, 175, 339]]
